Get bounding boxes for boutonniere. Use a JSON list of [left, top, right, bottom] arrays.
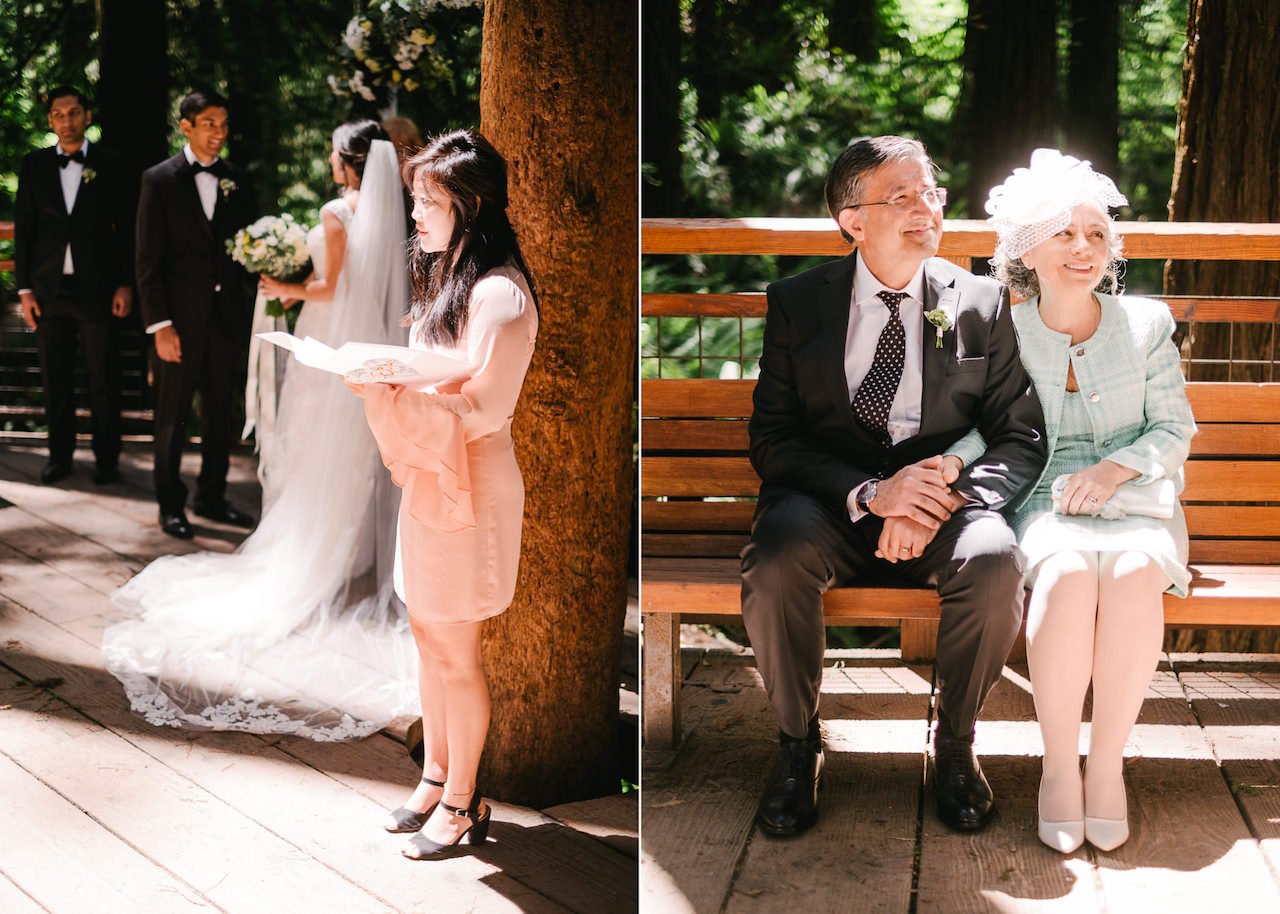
[[925, 288, 960, 349], [81, 168, 97, 184], [924, 308, 952, 348], [218, 177, 237, 198]]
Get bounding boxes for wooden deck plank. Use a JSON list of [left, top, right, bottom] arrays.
[[542, 793, 639, 858], [642, 653, 776, 914], [915, 664, 1101, 914], [0, 753, 215, 913], [0, 682, 392, 914], [0, 872, 50, 914], [1089, 758, 1280, 910], [728, 656, 932, 913], [725, 752, 921, 913], [0, 443, 638, 914], [0, 596, 607, 914]]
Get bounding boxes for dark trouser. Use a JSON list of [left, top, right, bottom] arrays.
[[35, 278, 121, 468], [151, 318, 239, 514], [740, 490, 1024, 740]]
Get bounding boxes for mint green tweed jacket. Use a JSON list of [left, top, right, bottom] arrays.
[[949, 293, 1197, 519]]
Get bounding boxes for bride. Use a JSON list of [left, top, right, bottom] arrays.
[[103, 121, 419, 741]]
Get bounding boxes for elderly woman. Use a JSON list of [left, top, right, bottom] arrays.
[[984, 150, 1196, 853]]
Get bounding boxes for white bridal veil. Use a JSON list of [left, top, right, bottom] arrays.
[[103, 140, 418, 740]]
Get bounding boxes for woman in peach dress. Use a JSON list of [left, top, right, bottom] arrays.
[[349, 129, 537, 860]]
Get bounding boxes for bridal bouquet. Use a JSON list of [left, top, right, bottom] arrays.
[[227, 214, 311, 318]]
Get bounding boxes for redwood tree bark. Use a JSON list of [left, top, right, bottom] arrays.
[[960, 0, 1058, 216], [1165, 0, 1280, 311], [478, 0, 636, 805], [1164, 0, 1280, 654]]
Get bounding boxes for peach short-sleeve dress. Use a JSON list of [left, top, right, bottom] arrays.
[[360, 264, 537, 624]]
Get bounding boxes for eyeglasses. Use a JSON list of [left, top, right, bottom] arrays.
[[847, 187, 948, 211]]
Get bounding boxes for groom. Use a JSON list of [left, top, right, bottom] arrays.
[[742, 136, 1047, 836], [136, 88, 257, 538]]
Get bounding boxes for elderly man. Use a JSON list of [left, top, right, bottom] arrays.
[[742, 135, 1047, 836]]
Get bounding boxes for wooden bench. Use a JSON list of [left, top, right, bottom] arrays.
[[641, 219, 1280, 750]]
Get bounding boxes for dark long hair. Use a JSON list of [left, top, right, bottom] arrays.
[[402, 129, 536, 345], [333, 118, 389, 184]]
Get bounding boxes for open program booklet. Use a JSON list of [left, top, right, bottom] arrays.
[[257, 332, 466, 387]]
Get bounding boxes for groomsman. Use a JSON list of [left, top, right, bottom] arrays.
[[14, 86, 134, 485], [135, 88, 257, 539]]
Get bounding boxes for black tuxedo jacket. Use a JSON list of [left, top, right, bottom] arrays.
[[135, 152, 256, 339], [749, 253, 1047, 517], [13, 144, 133, 317]]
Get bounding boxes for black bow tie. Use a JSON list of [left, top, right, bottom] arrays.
[[58, 149, 86, 168], [191, 159, 227, 178]]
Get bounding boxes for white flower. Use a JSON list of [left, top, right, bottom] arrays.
[[218, 177, 237, 198], [81, 167, 97, 184], [343, 18, 366, 51]]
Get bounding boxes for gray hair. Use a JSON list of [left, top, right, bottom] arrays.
[[991, 219, 1126, 298], [825, 136, 934, 242]]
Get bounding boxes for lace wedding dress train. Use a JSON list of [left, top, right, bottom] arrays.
[[103, 140, 419, 741]]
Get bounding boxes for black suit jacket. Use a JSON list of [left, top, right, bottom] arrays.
[[135, 152, 256, 339], [749, 253, 1047, 517], [13, 144, 133, 317]]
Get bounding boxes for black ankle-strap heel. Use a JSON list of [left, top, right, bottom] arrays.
[[384, 775, 446, 834], [401, 789, 491, 860]]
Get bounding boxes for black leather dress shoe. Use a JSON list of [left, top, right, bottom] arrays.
[[92, 464, 120, 485], [933, 735, 996, 832], [40, 461, 71, 484], [193, 501, 257, 528], [160, 510, 194, 539], [756, 733, 824, 837]]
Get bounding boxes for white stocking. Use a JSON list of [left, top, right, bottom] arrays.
[[1086, 550, 1166, 819], [1026, 550, 1098, 822]]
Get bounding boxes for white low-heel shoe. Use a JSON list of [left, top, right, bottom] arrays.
[[1038, 815, 1085, 853], [1084, 814, 1129, 852], [1038, 775, 1084, 853]]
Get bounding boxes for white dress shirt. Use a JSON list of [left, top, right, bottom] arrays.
[[844, 253, 927, 522], [147, 145, 220, 334], [185, 144, 220, 221], [57, 139, 87, 275]]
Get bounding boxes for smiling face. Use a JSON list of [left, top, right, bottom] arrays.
[[410, 175, 457, 254], [47, 95, 90, 151], [1019, 202, 1112, 297], [838, 157, 943, 284], [180, 106, 229, 163]]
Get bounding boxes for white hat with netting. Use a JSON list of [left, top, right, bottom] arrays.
[[985, 148, 1128, 258]]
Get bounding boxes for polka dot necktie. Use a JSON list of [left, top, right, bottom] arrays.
[[851, 291, 908, 448]]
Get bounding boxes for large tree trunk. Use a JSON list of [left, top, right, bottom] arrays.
[[1164, 0, 1280, 655], [97, 0, 168, 175], [641, 0, 684, 216], [1065, 0, 1118, 178], [961, 0, 1059, 216], [478, 0, 636, 806]]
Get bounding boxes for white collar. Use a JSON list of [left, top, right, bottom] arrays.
[[57, 139, 89, 157], [854, 252, 926, 306], [182, 144, 219, 169]]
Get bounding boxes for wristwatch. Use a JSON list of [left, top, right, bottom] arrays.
[[857, 479, 878, 512]]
